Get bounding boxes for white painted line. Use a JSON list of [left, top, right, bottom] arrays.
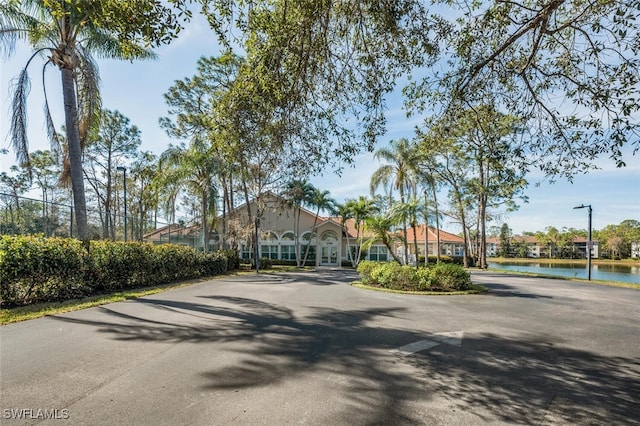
[[431, 331, 464, 347], [390, 331, 465, 356], [391, 339, 440, 356]]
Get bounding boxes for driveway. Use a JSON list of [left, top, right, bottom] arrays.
[[1, 269, 638, 425]]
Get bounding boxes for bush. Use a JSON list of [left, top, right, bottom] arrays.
[[218, 249, 240, 271], [356, 260, 471, 292], [356, 260, 378, 284], [0, 235, 90, 306], [252, 257, 273, 270], [0, 236, 236, 307], [428, 263, 471, 291]]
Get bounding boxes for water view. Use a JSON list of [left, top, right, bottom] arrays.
[[487, 261, 640, 284]]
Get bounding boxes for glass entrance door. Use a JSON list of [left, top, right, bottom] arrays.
[[321, 246, 338, 265]]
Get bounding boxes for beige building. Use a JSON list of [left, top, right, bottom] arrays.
[[145, 193, 465, 266]]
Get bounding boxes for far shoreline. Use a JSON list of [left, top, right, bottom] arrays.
[[488, 257, 640, 267]]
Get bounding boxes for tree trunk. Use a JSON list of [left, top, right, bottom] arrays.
[[294, 206, 302, 267], [202, 190, 209, 252], [302, 210, 320, 266], [453, 186, 469, 268], [431, 183, 441, 263], [61, 67, 88, 243], [400, 190, 408, 265], [412, 221, 419, 267]]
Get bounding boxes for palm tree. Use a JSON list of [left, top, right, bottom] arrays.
[[0, 1, 179, 242], [391, 197, 422, 267], [364, 213, 402, 264], [370, 138, 419, 264], [302, 187, 336, 265], [344, 196, 377, 266], [159, 137, 220, 252], [282, 179, 315, 266], [334, 202, 355, 266]]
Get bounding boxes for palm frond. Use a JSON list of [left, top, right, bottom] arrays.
[[0, 1, 58, 57], [10, 67, 31, 169], [75, 45, 101, 149], [81, 25, 157, 61]]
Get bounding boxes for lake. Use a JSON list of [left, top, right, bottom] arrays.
[[487, 261, 640, 284]]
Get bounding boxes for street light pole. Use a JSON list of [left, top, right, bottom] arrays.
[[573, 204, 592, 280], [117, 166, 127, 242]]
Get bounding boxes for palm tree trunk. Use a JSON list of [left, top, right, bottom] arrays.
[[202, 190, 209, 252], [431, 182, 441, 264], [342, 223, 354, 266], [400, 190, 408, 265], [302, 210, 320, 265], [61, 67, 88, 243], [294, 207, 302, 267]]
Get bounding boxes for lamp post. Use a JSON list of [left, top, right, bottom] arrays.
[[573, 204, 592, 280], [116, 166, 127, 242]]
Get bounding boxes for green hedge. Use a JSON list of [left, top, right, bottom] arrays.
[[0, 236, 90, 306], [0, 235, 238, 307], [356, 260, 471, 292], [416, 255, 463, 265]]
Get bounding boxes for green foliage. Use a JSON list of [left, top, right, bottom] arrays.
[[218, 248, 240, 271], [357, 260, 471, 292], [428, 263, 472, 291], [356, 261, 377, 285], [0, 235, 89, 306], [256, 258, 273, 270], [417, 255, 458, 265], [0, 236, 236, 307]]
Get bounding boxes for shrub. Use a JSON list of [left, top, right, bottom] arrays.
[[415, 267, 432, 291], [253, 258, 273, 269], [356, 260, 378, 284], [368, 262, 419, 291], [428, 263, 471, 291], [0, 236, 235, 307], [202, 251, 229, 276], [218, 249, 240, 270], [356, 260, 471, 292], [370, 262, 400, 288], [0, 235, 90, 306]]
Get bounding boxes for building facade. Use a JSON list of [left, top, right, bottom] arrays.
[[144, 193, 464, 267]]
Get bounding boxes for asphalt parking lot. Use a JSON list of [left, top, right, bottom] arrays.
[[1, 269, 639, 425]]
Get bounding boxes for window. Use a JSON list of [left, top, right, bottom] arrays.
[[261, 244, 278, 259], [281, 232, 296, 260], [241, 243, 252, 260], [369, 246, 388, 261], [258, 231, 279, 259], [281, 232, 295, 241], [321, 231, 338, 243], [281, 245, 296, 261]]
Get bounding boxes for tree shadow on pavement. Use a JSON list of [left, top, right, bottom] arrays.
[[481, 283, 554, 299], [407, 333, 640, 425], [51, 293, 639, 424]]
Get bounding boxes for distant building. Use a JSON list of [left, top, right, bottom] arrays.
[[486, 235, 599, 259]]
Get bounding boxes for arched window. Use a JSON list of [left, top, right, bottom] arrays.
[[281, 232, 296, 260], [321, 231, 338, 243], [281, 232, 295, 241], [301, 231, 317, 244], [261, 231, 278, 241], [260, 231, 279, 259]]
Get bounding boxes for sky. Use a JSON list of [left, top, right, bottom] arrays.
[[1, 13, 639, 236]]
